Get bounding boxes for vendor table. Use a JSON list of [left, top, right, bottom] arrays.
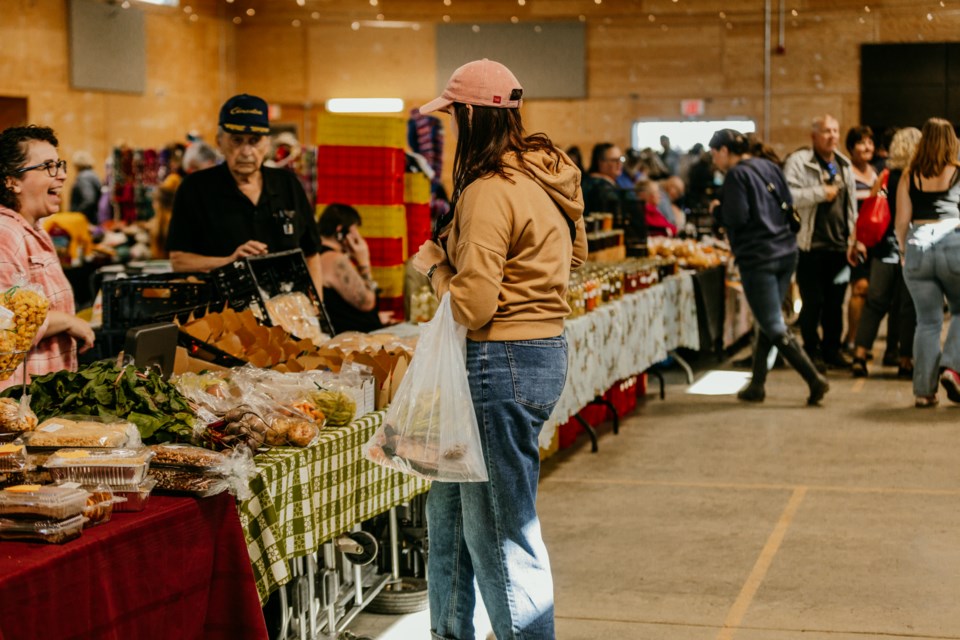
[[240, 410, 429, 604], [540, 273, 700, 448], [0, 493, 267, 640]]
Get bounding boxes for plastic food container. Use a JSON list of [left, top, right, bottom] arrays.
[[0, 485, 89, 520], [44, 448, 154, 485], [0, 514, 86, 544], [148, 443, 226, 472], [81, 486, 124, 526], [112, 477, 156, 512], [0, 443, 27, 472], [151, 467, 228, 498]]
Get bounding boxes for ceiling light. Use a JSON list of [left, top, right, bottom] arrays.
[[357, 20, 420, 29], [292, 19, 301, 26], [326, 98, 404, 113], [246, 8, 254, 15], [510, 16, 518, 23], [134, 0, 178, 5]]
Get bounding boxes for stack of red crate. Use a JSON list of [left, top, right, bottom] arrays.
[[316, 113, 408, 320]]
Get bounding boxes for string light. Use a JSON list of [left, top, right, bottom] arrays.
[[233, 16, 241, 23], [510, 16, 518, 23], [472, 24, 480, 32], [292, 19, 301, 26], [351, 21, 360, 30], [312, 11, 320, 19], [246, 8, 255, 16], [121, 0, 130, 7], [296, 0, 305, 5], [183, 5, 192, 13], [442, 14, 450, 22], [189, 13, 198, 21], [370, 0, 378, 6]]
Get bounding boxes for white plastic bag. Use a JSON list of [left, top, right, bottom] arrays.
[[362, 294, 487, 482]]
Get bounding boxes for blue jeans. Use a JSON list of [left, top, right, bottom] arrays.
[[738, 252, 798, 341], [428, 337, 568, 640], [903, 225, 960, 396]]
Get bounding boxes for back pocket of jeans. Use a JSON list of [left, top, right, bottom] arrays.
[[505, 340, 568, 411]]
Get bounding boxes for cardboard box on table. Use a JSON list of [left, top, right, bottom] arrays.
[[177, 308, 411, 411]]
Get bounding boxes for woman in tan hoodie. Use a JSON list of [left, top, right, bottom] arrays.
[[413, 59, 586, 640]]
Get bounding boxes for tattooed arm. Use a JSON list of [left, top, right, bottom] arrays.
[[331, 254, 377, 311]]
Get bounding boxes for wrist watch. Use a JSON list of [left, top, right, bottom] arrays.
[[426, 263, 440, 279]]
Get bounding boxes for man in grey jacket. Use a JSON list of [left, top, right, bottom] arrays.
[[783, 114, 860, 371]]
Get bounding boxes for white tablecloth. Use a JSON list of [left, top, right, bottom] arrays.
[[540, 273, 700, 448]]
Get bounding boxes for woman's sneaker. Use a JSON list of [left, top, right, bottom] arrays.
[[940, 369, 960, 403]]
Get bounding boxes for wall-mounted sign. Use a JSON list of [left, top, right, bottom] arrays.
[[681, 99, 705, 117]]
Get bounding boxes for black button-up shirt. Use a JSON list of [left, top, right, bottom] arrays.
[[167, 163, 320, 258]]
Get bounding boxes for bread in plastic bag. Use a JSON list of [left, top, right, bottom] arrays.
[[362, 294, 487, 482], [27, 415, 142, 449]]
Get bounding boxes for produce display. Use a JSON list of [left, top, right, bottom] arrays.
[[0, 283, 50, 381], [1, 362, 196, 443], [647, 237, 729, 270]]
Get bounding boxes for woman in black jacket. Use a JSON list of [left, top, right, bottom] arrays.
[[710, 129, 829, 404]]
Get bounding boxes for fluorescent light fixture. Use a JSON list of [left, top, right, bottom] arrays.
[[135, 0, 179, 6], [326, 98, 404, 113], [358, 20, 420, 29]]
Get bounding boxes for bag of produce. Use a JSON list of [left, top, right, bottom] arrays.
[[0, 278, 50, 382], [362, 294, 487, 482]]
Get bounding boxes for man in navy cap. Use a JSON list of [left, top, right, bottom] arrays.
[[166, 93, 323, 292]]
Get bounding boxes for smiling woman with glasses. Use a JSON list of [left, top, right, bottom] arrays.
[[0, 125, 95, 390]]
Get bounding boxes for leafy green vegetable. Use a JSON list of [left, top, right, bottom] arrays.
[[1, 361, 198, 443]]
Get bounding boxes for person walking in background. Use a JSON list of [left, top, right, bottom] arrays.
[[783, 114, 859, 372], [69, 150, 101, 225], [843, 125, 877, 354], [412, 58, 587, 639], [851, 127, 920, 379], [710, 129, 829, 405], [894, 118, 960, 408]]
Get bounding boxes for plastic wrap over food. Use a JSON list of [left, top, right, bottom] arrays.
[[0, 397, 38, 433], [148, 443, 256, 500], [27, 416, 142, 449], [265, 292, 329, 346], [0, 277, 50, 381]]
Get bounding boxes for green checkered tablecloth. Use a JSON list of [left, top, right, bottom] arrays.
[[238, 410, 430, 603]]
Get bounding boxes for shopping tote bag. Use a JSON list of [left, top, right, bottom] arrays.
[[855, 169, 890, 248], [362, 293, 488, 482]]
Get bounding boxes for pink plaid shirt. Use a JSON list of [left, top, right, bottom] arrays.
[[0, 206, 78, 391]]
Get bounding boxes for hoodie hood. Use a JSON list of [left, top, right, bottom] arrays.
[[503, 148, 584, 222]]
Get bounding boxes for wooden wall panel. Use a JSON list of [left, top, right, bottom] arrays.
[[0, 0, 233, 203]]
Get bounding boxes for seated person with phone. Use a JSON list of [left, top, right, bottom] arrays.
[[317, 204, 393, 332]]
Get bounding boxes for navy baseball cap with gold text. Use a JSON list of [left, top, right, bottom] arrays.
[[219, 94, 270, 134]]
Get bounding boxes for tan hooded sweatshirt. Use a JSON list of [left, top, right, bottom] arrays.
[[431, 148, 587, 341]]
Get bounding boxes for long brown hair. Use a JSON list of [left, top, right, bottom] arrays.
[[439, 103, 561, 239], [908, 117, 960, 179]]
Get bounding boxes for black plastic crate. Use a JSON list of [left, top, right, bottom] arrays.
[[101, 273, 220, 333], [210, 249, 336, 337]]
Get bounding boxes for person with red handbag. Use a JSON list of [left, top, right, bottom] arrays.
[[843, 126, 878, 354], [851, 128, 921, 378]]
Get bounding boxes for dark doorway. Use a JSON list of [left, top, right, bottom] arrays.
[[0, 97, 28, 131]]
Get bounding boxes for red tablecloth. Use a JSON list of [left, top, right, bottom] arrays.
[[0, 493, 268, 640]]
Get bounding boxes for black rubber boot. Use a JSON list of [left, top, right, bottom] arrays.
[[738, 331, 773, 402], [776, 334, 830, 405]]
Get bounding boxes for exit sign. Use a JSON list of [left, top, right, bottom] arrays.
[[681, 99, 704, 117]]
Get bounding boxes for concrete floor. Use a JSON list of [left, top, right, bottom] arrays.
[[348, 349, 960, 640]]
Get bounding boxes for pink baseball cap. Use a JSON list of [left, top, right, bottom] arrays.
[[419, 59, 524, 115]]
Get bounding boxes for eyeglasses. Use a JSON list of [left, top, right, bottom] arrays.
[[14, 159, 67, 177]]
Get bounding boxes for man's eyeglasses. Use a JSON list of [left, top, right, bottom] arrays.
[[14, 160, 67, 177]]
